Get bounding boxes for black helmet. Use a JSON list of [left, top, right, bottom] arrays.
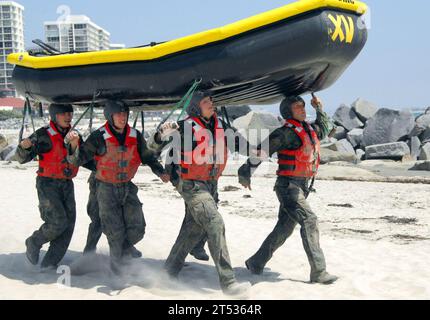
[[186, 91, 212, 117], [103, 100, 129, 127], [280, 96, 305, 119], [48, 104, 73, 123]]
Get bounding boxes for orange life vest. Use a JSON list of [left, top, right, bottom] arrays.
[[38, 121, 79, 180], [95, 123, 141, 184], [277, 119, 320, 178], [180, 115, 228, 181]]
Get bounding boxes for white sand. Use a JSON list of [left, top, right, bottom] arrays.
[[0, 161, 429, 300]]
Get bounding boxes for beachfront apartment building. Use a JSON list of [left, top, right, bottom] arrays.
[[0, 1, 24, 96], [44, 15, 110, 53]]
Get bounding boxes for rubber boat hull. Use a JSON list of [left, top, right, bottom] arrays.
[[11, 8, 367, 107]]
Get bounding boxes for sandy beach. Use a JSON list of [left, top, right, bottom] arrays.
[[0, 161, 429, 300]]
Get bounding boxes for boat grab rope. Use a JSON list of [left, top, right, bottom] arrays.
[[156, 78, 202, 132]]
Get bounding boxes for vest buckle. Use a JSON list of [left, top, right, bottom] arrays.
[[117, 173, 128, 181], [118, 160, 129, 168], [118, 146, 128, 153], [63, 168, 73, 178]]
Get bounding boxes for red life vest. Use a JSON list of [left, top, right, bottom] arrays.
[[38, 121, 79, 180], [180, 115, 228, 181], [277, 119, 321, 178], [95, 123, 141, 184]]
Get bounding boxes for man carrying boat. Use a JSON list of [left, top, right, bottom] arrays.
[[239, 94, 338, 285], [16, 104, 80, 269], [152, 91, 258, 296], [66, 100, 169, 273], [82, 166, 142, 259]]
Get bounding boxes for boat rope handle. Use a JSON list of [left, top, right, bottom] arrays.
[[133, 111, 139, 129], [132, 111, 145, 132], [18, 95, 36, 143], [156, 78, 202, 131], [221, 106, 232, 128], [71, 90, 101, 132]]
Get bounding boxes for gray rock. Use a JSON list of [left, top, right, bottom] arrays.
[[327, 139, 356, 155], [333, 126, 347, 140], [0, 133, 7, 150], [410, 114, 430, 137], [347, 129, 364, 148], [333, 104, 364, 131], [351, 98, 378, 123], [365, 142, 411, 160], [221, 105, 252, 121], [362, 109, 415, 147], [3, 145, 17, 161], [320, 137, 338, 147], [421, 128, 430, 144], [425, 107, 430, 114], [0, 145, 15, 160], [415, 114, 430, 128], [409, 161, 430, 171], [419, 143, 430, 161], [233, 111, 284, 145], [408, 136, 421, 160], [356, 149, 366, 161], [320, 148, 357, 164]]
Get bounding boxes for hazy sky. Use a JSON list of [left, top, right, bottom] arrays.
[[9, 0, 430, 114]]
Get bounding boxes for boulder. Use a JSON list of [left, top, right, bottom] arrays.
[[356, 149, 366, 161], [409, 161, 430, 171], [0, 145, 15, 160], [410, 113, 430, 137], [221, 105, 252, 121], [419, 143, 430, 161], [415, 113, 430, 128], [362, 108, 415, 147], [408, 136, 421, 160], [333, 126, 347, 140], [420, 128, 430, 144], [320, 137, 338, 147], [233, 111, 284, 146], [332, 104, 364, 131], [365, 142, 411, 160], [320, 148, 358, 164], [321, 139, 357, 164], [351, 98, 378, 123], [347, 128, 364, 148], [0, 133, 7, 150], [327, 139, 356, 155], [3, 145, 17, 161]]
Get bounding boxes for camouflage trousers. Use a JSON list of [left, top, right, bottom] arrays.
[[96, 180, 146, 267], [182, 204, 207, 256], [165, 180, 236, 289], [83, 172, 102, 254], [27, 176, 76, 267], [247, 178, 327, 278]]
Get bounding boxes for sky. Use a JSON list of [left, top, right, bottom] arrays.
[[8, 0, 430, 114]]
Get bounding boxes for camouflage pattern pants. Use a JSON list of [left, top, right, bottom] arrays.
[[83, 172, 102, 254], [27, 176, 76, 267], [247, 178, 327, 278], [96, 180, 146, 266], [165, 180, 236, 289]]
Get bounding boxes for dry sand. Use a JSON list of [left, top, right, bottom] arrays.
[[0, 161, 429, 300]]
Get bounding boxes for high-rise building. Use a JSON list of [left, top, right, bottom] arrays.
[[44, 15, 110, 53], [0, 1, 24, 96]]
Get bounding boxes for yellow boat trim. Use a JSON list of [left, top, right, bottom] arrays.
[[8, 0, 367, 69]]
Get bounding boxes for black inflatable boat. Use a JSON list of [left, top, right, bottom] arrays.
[[8, 0, 368, 108]]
